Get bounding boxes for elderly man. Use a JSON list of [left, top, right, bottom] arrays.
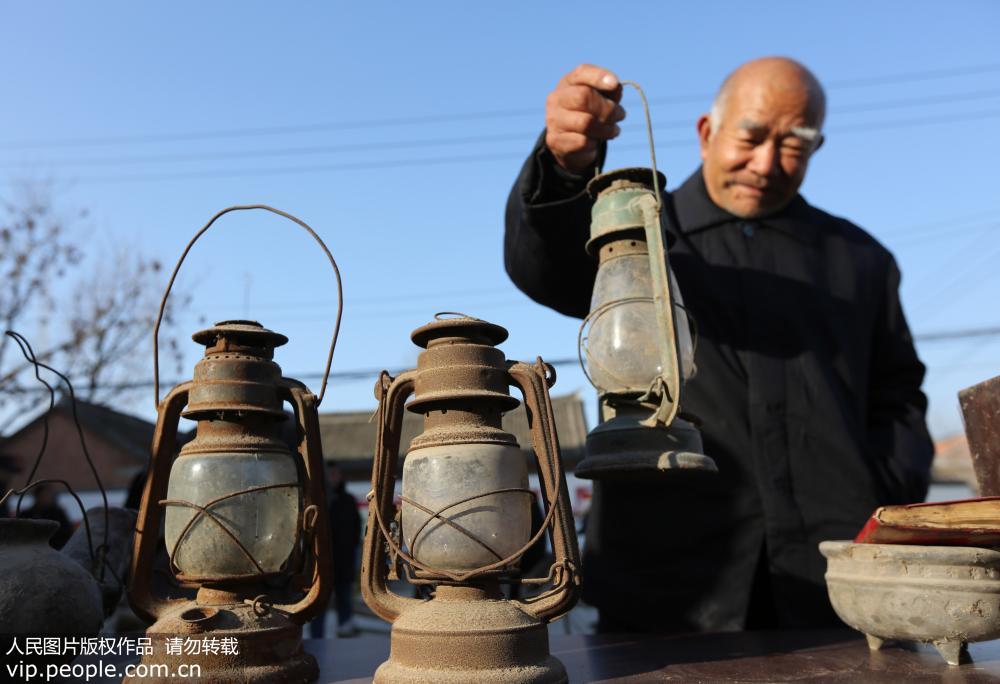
[[504, 57, 933, 632]]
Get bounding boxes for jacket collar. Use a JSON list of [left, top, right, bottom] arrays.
[[671, 167, 822, 246]]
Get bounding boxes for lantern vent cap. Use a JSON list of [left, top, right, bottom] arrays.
[[586, 167, 667, 199], [410, 315, 508, 349], [192, 320, 289, 349]]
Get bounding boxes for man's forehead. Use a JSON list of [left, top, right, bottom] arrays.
[[725, 76, 822, 125]]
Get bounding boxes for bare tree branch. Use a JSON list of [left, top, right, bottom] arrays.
[[0, 184, 186, 428]]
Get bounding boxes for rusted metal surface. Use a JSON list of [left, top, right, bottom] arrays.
[[360, 315, 580, 683], [182, 320, 289, 419], [128, 320, 332, 684], [960, 374, 1000, 496], [123, 599, 318, 684], [584, 168, 667, 255]]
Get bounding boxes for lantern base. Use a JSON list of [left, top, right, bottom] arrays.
[[375, 586, 567, 684], [575, 413, 717, 480], [125, 597, 318, 684]]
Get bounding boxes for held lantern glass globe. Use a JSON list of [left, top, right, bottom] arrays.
[[587, 264, 694, 394]]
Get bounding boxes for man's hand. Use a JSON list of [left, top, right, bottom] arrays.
[[545, 64, 626, 174]]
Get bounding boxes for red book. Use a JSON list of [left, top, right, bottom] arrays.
[[854, 496, 1000, 547]]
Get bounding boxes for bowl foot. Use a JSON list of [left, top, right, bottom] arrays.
[[933, 639, 969, 666], [865, 634, 884, 651]]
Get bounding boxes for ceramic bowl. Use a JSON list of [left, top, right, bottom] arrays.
[[820, 540, 1000, 665]]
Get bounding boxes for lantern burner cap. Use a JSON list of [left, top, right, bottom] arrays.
[[587, 167, 667, 199], [192, 320, 289, 349], [411, 315, 508, 349]]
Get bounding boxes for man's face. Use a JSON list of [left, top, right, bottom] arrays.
[[698, 80, 822, 218]]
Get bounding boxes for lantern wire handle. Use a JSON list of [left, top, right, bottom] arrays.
[[1, 331, 109, 572], [153, 205, 343, 408], [620, 80, 662, 213]]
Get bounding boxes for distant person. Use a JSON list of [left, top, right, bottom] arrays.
[[22, 483, 72, 548], [505, 57, 933, 631], [125, 469, 147, 511], [309, 461, 361, 638]]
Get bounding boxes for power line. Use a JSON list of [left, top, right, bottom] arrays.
[[878, 209, 1000, 238], [823, 62, 1000, 88], [912, 241, 1000, 319], [835, 108, 1000, 133], [4, 326, 998, 395], [888, 221, 998, 249], [833, 87, 1000, 114], [5, 106, 998, 187], [2, 62, 999, 151], [916, 326, 1000, 342], [5, 88, 1000, 171]]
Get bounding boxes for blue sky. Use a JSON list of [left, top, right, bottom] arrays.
[[1, 1, 998, 440]]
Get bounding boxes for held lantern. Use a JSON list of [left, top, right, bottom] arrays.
[[575, 167, 717, 480]]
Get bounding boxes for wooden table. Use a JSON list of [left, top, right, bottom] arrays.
[[58, 630, 1000, 682], [307, 630, 1000, 682]]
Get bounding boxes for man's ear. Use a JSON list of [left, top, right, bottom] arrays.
[[696, 114, 713, 161]]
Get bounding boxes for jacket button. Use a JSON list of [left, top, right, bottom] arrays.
[[741, 222, 755, 237]]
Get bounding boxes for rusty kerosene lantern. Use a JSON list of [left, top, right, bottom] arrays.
[[574, 83, 717, 480], [127, 206, 342, 684], [362, 314, 579, 684]]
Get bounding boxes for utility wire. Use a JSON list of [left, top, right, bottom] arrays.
[[6, 107, 999, 187], [4, 88, 1000, 170], [877, 209, 1000, 238], [2, 62, 999, 151], [888, 221, 998, 249], [4, 326, 999, 395]]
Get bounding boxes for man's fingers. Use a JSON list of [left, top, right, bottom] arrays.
[[560, 64, 622, 101], [545, 131, 597, 157], [554, 85, 626, 124], [545, 64, 625, 172], [552, 110, 620, 141]]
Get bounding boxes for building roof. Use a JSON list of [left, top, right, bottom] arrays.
[[59, 396, 159, 463], [318, 393, 589, 478], [932, 432, 976, 490], [0, 395, 162, 491]]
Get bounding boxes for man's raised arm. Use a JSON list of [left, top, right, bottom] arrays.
[[503, 64, 625, 319]]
